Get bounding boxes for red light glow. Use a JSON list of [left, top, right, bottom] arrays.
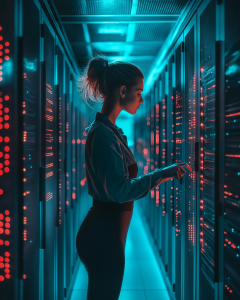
[[5, 42, 9, 46]]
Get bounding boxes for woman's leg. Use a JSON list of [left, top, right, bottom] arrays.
[[76, 210, 125, 300], [86, 241, 125, 300]]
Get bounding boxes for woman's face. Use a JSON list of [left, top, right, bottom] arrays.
[[119, 77, 144, 114]]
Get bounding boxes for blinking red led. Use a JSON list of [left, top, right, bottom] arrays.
[[5, 42, 9, 46]]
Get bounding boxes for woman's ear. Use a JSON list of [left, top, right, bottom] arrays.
[[119, 85, 126, 98]]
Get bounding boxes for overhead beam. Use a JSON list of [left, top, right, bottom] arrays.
[[77, 56, 155, 61], [71, 41, 164, 47], [60, 15, 179, 24]]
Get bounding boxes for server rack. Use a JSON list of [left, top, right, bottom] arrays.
[[137, 1, 232, 300], [224, 0, 240, 299]]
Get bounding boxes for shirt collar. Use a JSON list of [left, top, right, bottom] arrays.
[[84, 112, 128, 144]]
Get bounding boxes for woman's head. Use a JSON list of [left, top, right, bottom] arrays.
[[78, 54, 144, 114]]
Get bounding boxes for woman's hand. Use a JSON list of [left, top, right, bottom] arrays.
[[163, 163, 192, 180]]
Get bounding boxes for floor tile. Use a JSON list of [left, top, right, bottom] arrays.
[[138, 260, 166, 290], [119, 290, 147, 300], [145, 290, 170, 300]]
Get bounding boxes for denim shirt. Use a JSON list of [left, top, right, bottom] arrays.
[[85, 112, 165, 203]]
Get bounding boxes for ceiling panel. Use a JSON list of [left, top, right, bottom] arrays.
[[51, 0, 191, 83], [135, 23, 175, 41], [136, 0, 190, 14], [88, 24, 127, 42], [53, 0, 133, 15]]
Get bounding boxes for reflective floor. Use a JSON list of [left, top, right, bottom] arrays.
[[70, 203, 170, 300]]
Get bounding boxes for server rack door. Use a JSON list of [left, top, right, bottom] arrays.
[[157, 78, 163, 256], [224, 1, 240, 299], [150, 87, 155, 233], [154, 82, 159, 245], [174, 42, 184, 300], [159, 69, 167, 270], [57, 47, 65, 300], [43, 22, 57, 300], [0, 1, 21, 299], [146, 93, 151, 221], [73, 81, 79, 267], [71, 81, 77, 270], [65, 61, 72, 290], [183, 18, 197, 300], [199, 0, 216, 299], [167, 57, 174, 287], [22, 0, 41, 299]]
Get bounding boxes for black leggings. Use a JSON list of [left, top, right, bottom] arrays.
[[76, 198, 134, 300]]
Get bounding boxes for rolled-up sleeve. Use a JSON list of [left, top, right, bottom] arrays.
[[91, 129, 165, 203]]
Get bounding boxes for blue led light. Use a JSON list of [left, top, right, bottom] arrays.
[[225, 64, 240, 75], [98, 25, 128, 35], [23, 58, 37, 71]]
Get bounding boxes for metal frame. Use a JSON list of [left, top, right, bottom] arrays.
[[183, 12, 197, 300], [60, 14, 180, 24]]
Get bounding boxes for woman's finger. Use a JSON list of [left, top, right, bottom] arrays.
[[178, 162, 192, 172]]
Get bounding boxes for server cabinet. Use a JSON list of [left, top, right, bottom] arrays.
[[65, 61, 72, 291], [22, 0, 41, 299], [166, 56, 175, 287], [224, 0, 240, 299], [0, 1, 21, 299], [174, 41, 184, 300], [150, 87, 155, 233], [183, 16, 197, 300], [145, 93, 151, 221], [198, 0, 216, 299], [43, 21, 57, 300], [157, 77, 163, 257], [159, 69, 168, 271], [153, 81, 160, 245], [57, 46, 65, 300]]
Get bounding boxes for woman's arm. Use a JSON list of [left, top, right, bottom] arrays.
[[90, 130, 166, 204]]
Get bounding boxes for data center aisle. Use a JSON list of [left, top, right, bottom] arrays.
[[70, 203, 170, 300]]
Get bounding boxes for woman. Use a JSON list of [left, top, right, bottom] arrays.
[[76, 55, 191, 300]]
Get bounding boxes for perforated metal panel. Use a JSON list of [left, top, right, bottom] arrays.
[[44, 22, 57, 300], [199, 1, 216, 299], [184, 24, 196, 300], [53, 0, 133, 15], [136, 0, 189, 14], [174, 42, 183, 300], [22, 0, 41, 299], [224, 0, 240, 299], [135, 23, 175, 41]]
